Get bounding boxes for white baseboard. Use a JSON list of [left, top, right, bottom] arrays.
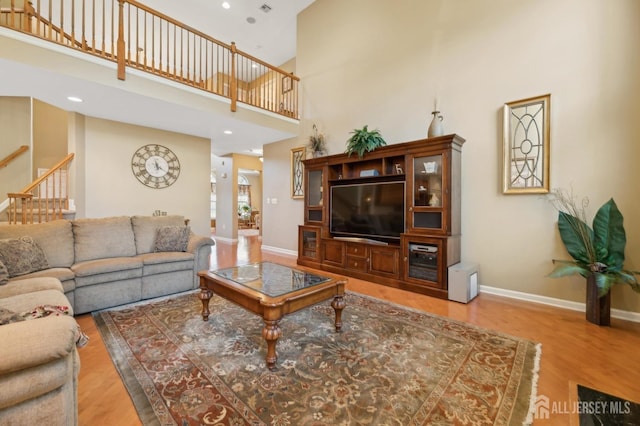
[[480, 285, 640, 323], [212, 236, 238, 244], [260, 245, 297, 257]]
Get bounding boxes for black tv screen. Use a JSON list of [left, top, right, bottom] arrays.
[[330, 181, 405, 240]]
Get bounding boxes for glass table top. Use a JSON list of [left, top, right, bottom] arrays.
[[211, 262, 333, 297]]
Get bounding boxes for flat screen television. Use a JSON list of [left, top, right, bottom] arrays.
[[330, 181, 405, 241]]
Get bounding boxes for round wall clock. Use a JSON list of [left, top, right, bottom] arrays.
[[131, 144, 180, 189]]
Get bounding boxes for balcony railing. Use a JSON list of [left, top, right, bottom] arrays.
[[0, 0, 299, 118]]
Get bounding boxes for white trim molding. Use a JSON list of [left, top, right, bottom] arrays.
[[212, 236, 238, 244], [480, 285, 640, 323], [260, 245, 297, 257]]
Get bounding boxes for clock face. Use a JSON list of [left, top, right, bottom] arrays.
[[131, 144, 180, 189]]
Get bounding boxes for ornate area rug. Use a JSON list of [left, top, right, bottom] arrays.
[[94, 291, 541, 425]]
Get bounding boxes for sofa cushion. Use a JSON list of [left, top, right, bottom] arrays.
[[0, 220, 75, 268], [137, 252, 194, 275], [154, 225, 190, 252], [0, 314, 78, 375], [131, 215, 186, 254], [0, 236, 49, 278], [10, 268, 75, 287], [72, 216, 137, 262], [72, 257, 143, 287], [0, 277, 64, 299]]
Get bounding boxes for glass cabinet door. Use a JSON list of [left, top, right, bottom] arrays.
[[411, 153, 444, 231], [401, 235, 446, 289], [299, 226, 320, 261], [307, 169, 323, 206], [306, 169, 324, 223]]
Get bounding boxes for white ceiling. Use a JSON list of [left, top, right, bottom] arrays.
[[0, 0, 316, 157], [141, 0, 315, 68]]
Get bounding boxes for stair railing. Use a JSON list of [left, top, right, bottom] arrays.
[[7, 153, 75, 224], [0, 145, 29, 168]]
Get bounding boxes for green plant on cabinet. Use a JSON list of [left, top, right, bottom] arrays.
[[345, 125, 387, 158]]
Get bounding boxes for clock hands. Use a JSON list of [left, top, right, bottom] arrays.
[[153, 158, 167, 173], [154, 159, 166, 172]]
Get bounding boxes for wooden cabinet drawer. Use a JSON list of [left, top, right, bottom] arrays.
[[346, 243, 368, 257], [346, 256, 368, 272]]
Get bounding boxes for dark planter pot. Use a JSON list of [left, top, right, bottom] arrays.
[[586, 275, 611, 326]]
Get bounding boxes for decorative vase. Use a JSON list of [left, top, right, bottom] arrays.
[[586, 275, 611, 326], [428, 111, 444, 138]]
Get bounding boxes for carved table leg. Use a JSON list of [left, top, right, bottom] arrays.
[[332, 295, 345, 332], [198, 289, 213, 321], [262, 319, 282, 371]]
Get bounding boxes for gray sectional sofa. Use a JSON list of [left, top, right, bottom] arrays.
[[0, 277, 80, 425], [0, 215, 215, 314], [0, 215, 214, 424]]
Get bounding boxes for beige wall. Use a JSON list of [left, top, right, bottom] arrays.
[[77, 117, 212, 235], [32, 99, 67, 176], [262, 137, 305, 251], [0, 97, 31, 199], [272, 0, 640, 312]]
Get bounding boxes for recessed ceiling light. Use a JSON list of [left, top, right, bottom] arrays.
[[222, 2, 230, 9], [246, 16, 256, 24], [67, 96, 83, 102], [251, 148, 263, 155], [223, 130, 233, 134]]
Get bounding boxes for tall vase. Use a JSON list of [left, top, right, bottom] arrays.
[[427, 111, 444, 138], [586, 275, 611, 326]]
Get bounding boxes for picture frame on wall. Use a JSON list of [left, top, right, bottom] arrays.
[[291, 146, 305, 199], [502, 93, 550, 194], [282, 75, 293, 94]]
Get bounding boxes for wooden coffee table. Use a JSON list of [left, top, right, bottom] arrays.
[[198, 262, 346, 370]]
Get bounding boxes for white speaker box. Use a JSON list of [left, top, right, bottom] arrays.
[[448, 262, 479, 303]]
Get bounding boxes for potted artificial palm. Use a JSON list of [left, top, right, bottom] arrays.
[[548, 189, 640, 325], [345, 125, 386, 158]]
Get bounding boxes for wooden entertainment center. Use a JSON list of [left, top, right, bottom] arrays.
[[297, 134, 465, 299]]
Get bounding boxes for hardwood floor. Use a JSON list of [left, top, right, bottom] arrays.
[[75, 235, 640, 425]]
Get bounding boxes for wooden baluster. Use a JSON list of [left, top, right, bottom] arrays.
[[230, 42, 237, 112], [117, 0, 125, 79]]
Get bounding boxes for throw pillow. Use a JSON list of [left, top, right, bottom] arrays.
[[0, 259, 8, 285], [0, 307, 25, 326], [154, 226, 190, 252], [0, 236, 50, 278]]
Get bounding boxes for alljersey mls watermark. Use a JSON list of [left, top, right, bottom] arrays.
[[534, 395, 632, 420]]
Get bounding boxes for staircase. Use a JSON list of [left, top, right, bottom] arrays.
[[2, 153, 75, 225]]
